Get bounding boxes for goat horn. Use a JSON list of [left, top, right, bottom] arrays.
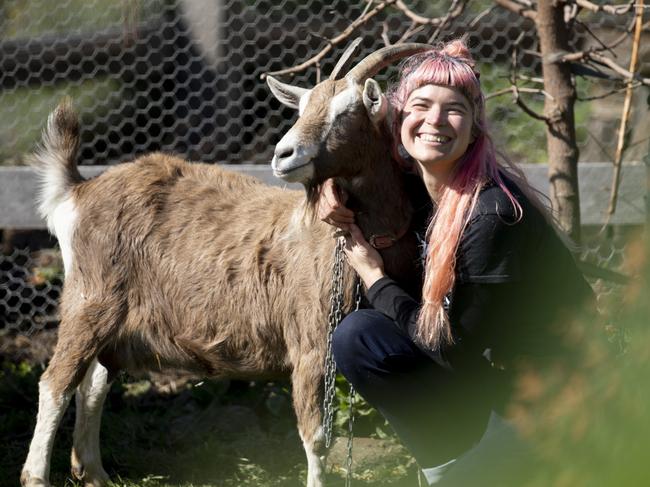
[[346, 43, 433, 84], [329, 37, 363, 80]]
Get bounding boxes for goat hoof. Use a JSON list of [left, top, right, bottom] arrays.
[[20, 471, 50, 487], [71, 462, 110, 487]]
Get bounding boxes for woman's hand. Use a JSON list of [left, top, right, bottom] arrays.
[[343, 224, 386, 289], [317, 179, 355, 231]]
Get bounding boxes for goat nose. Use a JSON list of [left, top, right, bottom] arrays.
[[275, 145, 294, 161]]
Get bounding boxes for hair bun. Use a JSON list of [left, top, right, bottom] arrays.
[[440, 39, 475, 68]]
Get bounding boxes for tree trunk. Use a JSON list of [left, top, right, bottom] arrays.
[[535, 0, 581, 243]]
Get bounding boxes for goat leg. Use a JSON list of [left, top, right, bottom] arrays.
[[291, 356, 327, 487], [71, 359, 112, 487]]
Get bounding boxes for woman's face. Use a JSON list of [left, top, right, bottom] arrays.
[[400, 84, 474, 180]]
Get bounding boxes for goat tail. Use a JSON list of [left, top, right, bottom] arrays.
[[30, 97, 84, 225]]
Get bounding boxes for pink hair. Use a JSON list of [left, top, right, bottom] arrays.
[[388, 39, 523, 350]]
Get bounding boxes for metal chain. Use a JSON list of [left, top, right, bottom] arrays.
[[345, 383, 356, 487], [345, 280, 362, 487], [323, 240, 362, 486], [322, 238, 346, 448]]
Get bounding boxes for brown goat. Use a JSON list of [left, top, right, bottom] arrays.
[[21, 43, 431, 487]]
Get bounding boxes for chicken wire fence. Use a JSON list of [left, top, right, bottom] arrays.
[[0, 0, 646, 335], [0, 0, 647, 167], [0, 231, 641, 335]]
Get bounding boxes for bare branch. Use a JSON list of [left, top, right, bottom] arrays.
[[518, 74, 545, 84], [556, 50, 650, 86], [509, 32, 549, 122], [360, 0, 375, 17], [262, 0, 470, 79], [577, 81, 642, 101], [513, 90, 550, 121], [468, 6, 497, 28], [262, 0, 397, 79], [397, 21, 426, 44], [429, 0, 465, 42], [573, 0, 635, 15], [606, 0, 645, 221], [381, 21, 391, 46], [573, 18, 618, 57], [486, 86, 554, 100], [494, 0, 538, 20], [586, 129, 615, 161], [394, 0, 465, 25]]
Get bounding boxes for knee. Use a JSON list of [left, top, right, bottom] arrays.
[[332, 309, 403, 382], [332, 310, 377, 361]]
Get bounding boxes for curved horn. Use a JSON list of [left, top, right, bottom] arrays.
[[346, 43, 433, 84], [329, 37, 363, 80]]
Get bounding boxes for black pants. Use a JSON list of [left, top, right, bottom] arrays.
[[332, 309, 498, 467]]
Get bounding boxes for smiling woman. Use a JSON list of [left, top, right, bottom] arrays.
[[317, 39, 595, 485], [400, 84, 474, 192]]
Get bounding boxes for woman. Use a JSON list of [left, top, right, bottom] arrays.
[[318, 40, 594, 484]]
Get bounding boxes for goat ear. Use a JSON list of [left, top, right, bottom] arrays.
[[267, 76, 309, 110], [362, 79, 387, 124]]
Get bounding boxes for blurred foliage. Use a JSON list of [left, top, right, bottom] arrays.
[[508, 231, 650, 486], [0, 0, 160, 39], [0, 77, 120, 165]]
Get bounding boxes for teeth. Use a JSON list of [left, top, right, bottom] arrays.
[[419, 134, 450, 143]]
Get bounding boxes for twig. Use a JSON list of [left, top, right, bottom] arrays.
[[605, 0, 645, 222], [518, 74, 545, 84], [360, 0, 375, 18], [557, 50, 650, 86], [573, 0, 635, 15], [573, 18, 618, 57], [394, 0, 465, 25], [381, 21, 391, 46], [262, 0, 469, 80], [468, 6, 497, 29], [428, 0, 465, 42], [397, 21, 425, 44], [586, 128, 615, 161], [494, 0, 537, 20], [577, 81, 641, 101], [589, 52, 650, 84], [261, 0, 397, 79], [486, 86, 554, 100], [510, 32, 549, 122], [512, 90, 549, 121]]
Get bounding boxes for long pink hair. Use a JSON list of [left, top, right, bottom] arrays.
[[388, 40, 523, 350]]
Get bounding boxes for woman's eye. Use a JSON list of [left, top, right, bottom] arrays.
[[447, 106, 467, 114]]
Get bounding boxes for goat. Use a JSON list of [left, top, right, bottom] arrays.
[[21, 43, 431, 487]]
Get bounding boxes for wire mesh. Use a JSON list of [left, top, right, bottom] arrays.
[[0, 0, 646, 167], [0, 231, 640, 335], [0, 0, 646, 334]]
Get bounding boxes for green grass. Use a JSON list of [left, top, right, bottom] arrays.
[[0, 362, 416, 487]]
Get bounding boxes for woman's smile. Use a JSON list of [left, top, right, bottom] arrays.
[[416, 133, 453, 145]]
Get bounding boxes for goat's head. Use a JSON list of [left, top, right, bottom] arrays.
[[267, 43, 431, 187]]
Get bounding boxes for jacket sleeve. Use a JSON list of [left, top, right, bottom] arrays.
[[366, 276, 420, 335]]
